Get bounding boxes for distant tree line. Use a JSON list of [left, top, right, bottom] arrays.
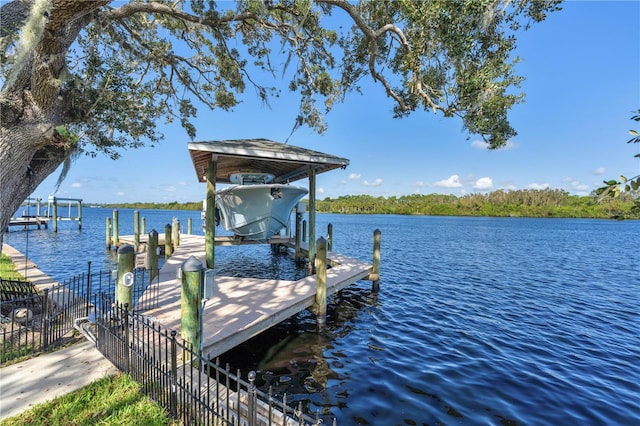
[[316, 188, 640, 219], [101, 201, 202, 211], [101, 188, 639, 219]]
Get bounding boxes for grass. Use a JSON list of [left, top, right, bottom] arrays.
[[0, 253, 25, 280], [0, 373, 178, 426]]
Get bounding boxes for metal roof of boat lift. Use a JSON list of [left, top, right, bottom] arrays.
[[188, 138, 349, 184]]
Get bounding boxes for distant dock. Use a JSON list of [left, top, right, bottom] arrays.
[[8, 196, 83, 231]]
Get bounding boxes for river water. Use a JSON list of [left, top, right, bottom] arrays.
[[4, 208, 639, 425]]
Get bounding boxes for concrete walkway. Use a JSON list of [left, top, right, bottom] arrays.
[[0, 341, 119, 420], [0, 243, 119, 420]]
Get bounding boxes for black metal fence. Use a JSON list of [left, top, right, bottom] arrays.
[[93, 296, 333, 426], [0, 265, 160, 364]]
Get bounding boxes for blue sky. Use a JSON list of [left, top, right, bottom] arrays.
[[30, 1, 640, 204]]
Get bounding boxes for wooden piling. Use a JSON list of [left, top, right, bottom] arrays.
[[134, 210, 140, 251], [205, 157, 217, 269], [302, 220, 307, 243], [165, 224, 173, 259], [295, 210, 303, 263], [148, 229, 159, 281], [327, 223, 333, 252], [113, 209, 119, 247], [187, 217, 193, 235], [52, 200, 58, 232], [315, 236, 327, 331], [308, 168, 317, 274], [106, 217, 112, 250], [141, 217, 146, 235], [181, 256, 204, 362], [172, 218, 180, 248], [370, 228, 381, 290], [116, 244, 135, 310], [77, 200, 82, 230]]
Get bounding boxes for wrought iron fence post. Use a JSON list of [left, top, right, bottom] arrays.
[[41, 288, 49, 350], [85, 261, 92, 316], [124, 303, 130, 374], [248, 371, 257, 426], [170, 330, 178, 419]]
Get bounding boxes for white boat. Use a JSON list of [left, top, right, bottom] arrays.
[[214, 173, 308, 241]]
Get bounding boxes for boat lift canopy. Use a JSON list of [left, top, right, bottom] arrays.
[[188, 138, 349, 184]]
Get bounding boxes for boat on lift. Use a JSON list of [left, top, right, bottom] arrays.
[[213, 172, 307, 241]]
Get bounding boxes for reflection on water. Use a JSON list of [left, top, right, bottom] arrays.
[[5, 209, 640, 424]]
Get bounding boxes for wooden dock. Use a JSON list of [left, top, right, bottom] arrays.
[[7, 216, 50, 230], [137, 234, 372, 360]]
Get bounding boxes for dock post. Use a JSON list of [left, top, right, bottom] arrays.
[[370, 229, 381, 290], [134, 210, 140, 251], [172, 217, 180, 248], [187, 217, 192, 235], [116, 244, 135, 311], [295, 209, 303, 263], [164, 224, 173, 259], [205, 156, 217, 269], [113, 209, 119, 247], [106, 217, 112, 250], [148, 230, 159, 281], [141, 217, 146, 235], [36, 198, 41, 217], [52, 198, 58, 232], [315, 237, 327, 331], [77, 200, 82, 230], [327, 223, 333, 252], [302, 220, 307, 243], [181, 256, 204, 364], [308, 168, 317, 274]]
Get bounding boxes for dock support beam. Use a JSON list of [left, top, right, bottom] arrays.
[[113, 209, 119, 247], [370, 229, 381, 291], [106, 217, 112, 250], [181, 256, 204, 363], [187, 217, 193, 235], [116, 244, 135, 310], [172, 218, 180, 249], [205, 156, 217, 269], [327, 223, 333, 252], [148, 229, 159, 281], [165, 224, 173, 259], [52, 200, 58, 232], [134, 210, 140, 251], [77, 200, 82, 230], [315, 237, 327, 331], [295, 208, 303, 263], [308, 168, 317, 274]]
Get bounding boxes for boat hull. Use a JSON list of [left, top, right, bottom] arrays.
[[215, 184, 307, 241]]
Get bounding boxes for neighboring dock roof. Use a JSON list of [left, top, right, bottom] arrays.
[[188, 138, 349, 184]]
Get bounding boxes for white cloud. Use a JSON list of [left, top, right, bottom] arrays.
[[528, 183, 549, 190], [318, 187, 325, 194], [473, 177, 493, 190], [564, 178, 590, 192], [116, 191, 125, 197], [471, 139, 515, 150], [415, 181, 425, 187], [348, 173, 361, 180], [434, 175, 463, 188], [71, 182, 82, 188], [593, 167, 606, 175], [363, 178, 383, 187], [471, 140, 489, 149]]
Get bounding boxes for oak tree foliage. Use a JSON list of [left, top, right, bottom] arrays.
[[0, 0, 561, 249]]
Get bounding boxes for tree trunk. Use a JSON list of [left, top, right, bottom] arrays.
[[0, 98, 66, 255]]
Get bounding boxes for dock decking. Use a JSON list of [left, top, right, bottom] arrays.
[[137, 234, 372, 360]]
